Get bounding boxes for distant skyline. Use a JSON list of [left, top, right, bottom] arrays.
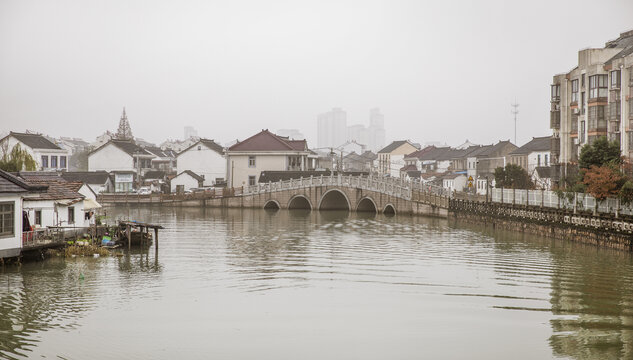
[[1, 0, 633, 148]]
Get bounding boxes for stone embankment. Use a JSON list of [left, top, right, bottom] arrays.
[[450, 199, 633, 251]]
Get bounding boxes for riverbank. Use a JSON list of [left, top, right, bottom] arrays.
[[449, 199, 633, 251]]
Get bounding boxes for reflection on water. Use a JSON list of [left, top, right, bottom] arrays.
[[1, 206, 633, 359]]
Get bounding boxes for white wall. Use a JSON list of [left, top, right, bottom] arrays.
[[229, 154, 289, 187], [176, 144, 226, 186], [24, 200, 83, 228], [527, 151, 551, 173], [89, 144, 134, 172], [170, 173, 200, 192], [0, 194, 22, 258], [443, 176, 467, 192]]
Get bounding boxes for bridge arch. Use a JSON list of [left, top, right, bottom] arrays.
[[383, 203, 396, 215], [264, 200, 281, 210], [318, 189, 351, 211], [356, 197, 378, 213], [288, 195, 313, 210]]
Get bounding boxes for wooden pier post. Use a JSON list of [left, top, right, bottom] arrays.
[[127, 224, 131, 251], [154, 227, 158, 258]]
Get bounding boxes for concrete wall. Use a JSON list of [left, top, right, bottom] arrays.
[[176, 144, 225, 186]]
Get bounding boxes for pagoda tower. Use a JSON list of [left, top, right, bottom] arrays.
[[116, 107, 134, 140]]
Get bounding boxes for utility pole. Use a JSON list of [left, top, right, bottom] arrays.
[[135, 152, 141, 190], [511, 101, 519, 145]]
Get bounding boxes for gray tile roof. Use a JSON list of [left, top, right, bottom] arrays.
[[510, 136, 552, 155], [179, 139, 224, 155], [378, 140, 415, 154], [4, 132, 61, 150], [16, 173, 83, 200], [0, 169, 47, 193], [91, 139, 153, 157], [61, 171, 110, 184], [176, 170, 205, 183]]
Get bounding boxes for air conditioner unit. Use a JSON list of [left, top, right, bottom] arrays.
[[572, 108, 579, 115], [574, 138, 579, 145]]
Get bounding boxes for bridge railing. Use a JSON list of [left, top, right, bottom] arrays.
[[241, 174, 423, 200]]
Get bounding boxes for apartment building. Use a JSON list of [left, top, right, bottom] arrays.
[[551, 30, 633, 183]]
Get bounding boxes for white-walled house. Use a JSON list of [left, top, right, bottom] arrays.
[[227, 130, 314, 187], [88, 140, 155, 192], [508, 136, 551, 175], [176, 139, 225, 186], [170, 170, 204, 192], [0, 170, 47, 259], [377, 141, 420, 177], [16, 173, 88, 228], [0, 132, 70, 171], [442, 173, 467, 193]]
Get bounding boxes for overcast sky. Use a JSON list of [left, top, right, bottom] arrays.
[[1, 0, 632, 148]]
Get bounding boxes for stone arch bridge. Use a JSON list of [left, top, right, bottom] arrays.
[[211, 175, 450, 216]]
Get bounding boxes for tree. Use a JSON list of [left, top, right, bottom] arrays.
[[619, 180, 633, 204], [582, 165, 625, 201], [579, 136, 621, 169], [494, 164, 534, 189], [0, 143, 38, 172]]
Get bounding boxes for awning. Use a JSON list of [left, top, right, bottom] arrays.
[[83, 198, 102, 209], [55, 198, 83, 206]]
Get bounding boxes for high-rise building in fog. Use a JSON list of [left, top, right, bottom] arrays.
[[184, 126, 198, 140], [367, 108, 386, 151], [318, 107, 386, 152], [317, 108, 347, 149]]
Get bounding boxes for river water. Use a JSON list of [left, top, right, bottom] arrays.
[[1, 206, 633, 359]]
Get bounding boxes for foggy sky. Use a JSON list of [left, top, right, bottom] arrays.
[[1, 0, 632, 148]]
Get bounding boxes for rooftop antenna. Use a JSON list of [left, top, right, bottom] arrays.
[[511, 100, 519, 145]]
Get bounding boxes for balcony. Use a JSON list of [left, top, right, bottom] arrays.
[[551, 137, 561, 156], [550, 111, 561, 129]]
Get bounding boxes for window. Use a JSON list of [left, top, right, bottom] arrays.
[[68, 207, 74, 224], [35, 210, 41, 226], [248, 176, 256, 186], [41, 155, 48, 168], [611, 70, 621, 88], [581, 73, 585, 88], [588, 105, 607, 131], [589, 74, 608, 99], [0, 202, 14, 237], [60, 156, 67, 169], [197, 146, 201, 150], [581, 92, 586, 114], [571, 79, 579, 103], [537, 154, 541, 167], [551, 84, 560, 101], [545, 154, 549, 166], [248, 156, 256, 168], [580, 121, 586, 143], [51, 156, 58, 168]]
